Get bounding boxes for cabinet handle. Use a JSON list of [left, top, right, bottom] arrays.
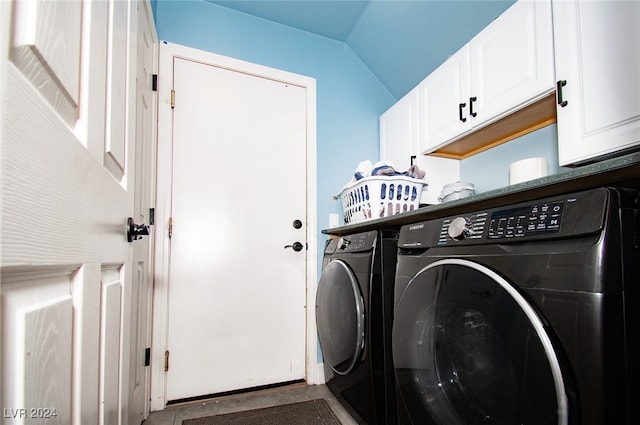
[[556, 80, 568, 107], [469, 97, 477, 117], [459, 103, 467, 122], [410, 155, 416, 166]]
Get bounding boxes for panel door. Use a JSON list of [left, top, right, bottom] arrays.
[[164, 56, 308, 401], [418, 0, 554, 155], [553, 0, 640, 165], [419, 45, 471, 153], [380, 86, 420, 170], [1, 1, 141, 424], [471, 0, 554, 127]]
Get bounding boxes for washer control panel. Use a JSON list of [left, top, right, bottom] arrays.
[[487, 201, 564, 239], [438, 201, 566, 244], [397, 188, 609, 249]]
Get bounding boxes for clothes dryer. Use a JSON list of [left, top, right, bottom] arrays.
[[392, 187, 638, 425], [316, 230, 398, 425]]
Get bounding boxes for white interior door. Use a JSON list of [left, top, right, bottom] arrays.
[[1, 1, 143, 424], [164, 55, 309, 401]]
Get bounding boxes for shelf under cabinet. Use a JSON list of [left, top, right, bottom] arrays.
[[427, 93, 557, 160]]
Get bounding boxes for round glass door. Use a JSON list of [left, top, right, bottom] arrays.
[[393, 259, 568, 425], [316, 259, 365, 375]]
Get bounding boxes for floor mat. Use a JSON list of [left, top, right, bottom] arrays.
[[182, 399, 341, 425]]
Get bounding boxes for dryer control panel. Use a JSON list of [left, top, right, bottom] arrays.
[[399, 188, 609, 248], [326, 230, 377, 253]]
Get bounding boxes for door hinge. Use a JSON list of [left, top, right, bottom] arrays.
[[168, 217, 173, 239], [152, 74, 158, 91], [164, 350, 170, 372], [170, 89, 175, 108], [144, 347, 151, 367]]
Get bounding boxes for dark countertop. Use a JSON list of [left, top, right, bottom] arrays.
[[323, 151, 640, 236]]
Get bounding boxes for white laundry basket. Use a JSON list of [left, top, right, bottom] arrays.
[[337, 176, 426, 224]]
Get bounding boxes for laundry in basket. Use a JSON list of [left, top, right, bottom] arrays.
[[335, 160, 427, 224]]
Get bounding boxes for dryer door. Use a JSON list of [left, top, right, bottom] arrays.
[[316, 259, 365, 375], [393, 259, 569, 425]]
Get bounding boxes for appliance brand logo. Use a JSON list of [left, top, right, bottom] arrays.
[[402, 242, 422, 247], [409, 223, 425, 231]]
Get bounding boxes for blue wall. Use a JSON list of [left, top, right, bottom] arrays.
[[154, 0, 395, 283], [461, 125, 567, 193]]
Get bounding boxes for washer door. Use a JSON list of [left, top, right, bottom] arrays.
[[393, 259, 568, 425], [316, 259, 365, 375]]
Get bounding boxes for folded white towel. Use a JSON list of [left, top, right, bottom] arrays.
[[340, 160, 373, 192]]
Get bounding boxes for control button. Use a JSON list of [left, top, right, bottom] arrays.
[[448, 217, 470, 241]]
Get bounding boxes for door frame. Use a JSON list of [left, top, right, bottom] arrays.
[[150, 41, 318, 410]]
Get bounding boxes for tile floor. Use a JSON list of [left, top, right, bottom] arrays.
[[142, 383, 359, 425]]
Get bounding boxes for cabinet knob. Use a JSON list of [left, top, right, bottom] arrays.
[[556, 80, 568, 107], [459, 103, 467, 122]]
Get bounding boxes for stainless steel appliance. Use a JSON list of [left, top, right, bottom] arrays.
[[316, 230, 398, 425], [393, 187, 638, 425]]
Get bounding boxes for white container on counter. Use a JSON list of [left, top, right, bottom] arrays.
[[438, 181, 476, 203], [509, 157, 549, 184]]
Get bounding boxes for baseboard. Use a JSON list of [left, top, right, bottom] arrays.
[[310, 362, 326, 385]]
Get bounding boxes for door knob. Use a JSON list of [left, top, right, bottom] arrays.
[[284, 242, 304, 252], [127, 217, 150, 242]]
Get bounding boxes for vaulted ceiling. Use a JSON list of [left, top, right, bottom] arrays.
[[207, 0, 515, 99]]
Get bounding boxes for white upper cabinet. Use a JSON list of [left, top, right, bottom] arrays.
[[418, 45, 471, 153], [379, 87, 462, 205], [419, 0, 554, 153], [380, 86, 420, 170], [553, 0, 640, 166], [470, 0, 555, 124]]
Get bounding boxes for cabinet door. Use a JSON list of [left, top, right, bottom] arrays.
[[419, 0, 554, 155], [554, 0, 640, 165], [2, 1, 140, 424], [419, 45, 471, 153], [471, 0, 554, 126], [380, 86, 420, 170]]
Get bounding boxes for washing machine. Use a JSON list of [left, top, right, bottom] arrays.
[[392, 187, 638, 425], [316, 230, 398, 425]]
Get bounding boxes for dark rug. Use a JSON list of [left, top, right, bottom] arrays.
[[182, 399, 341, 425]]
